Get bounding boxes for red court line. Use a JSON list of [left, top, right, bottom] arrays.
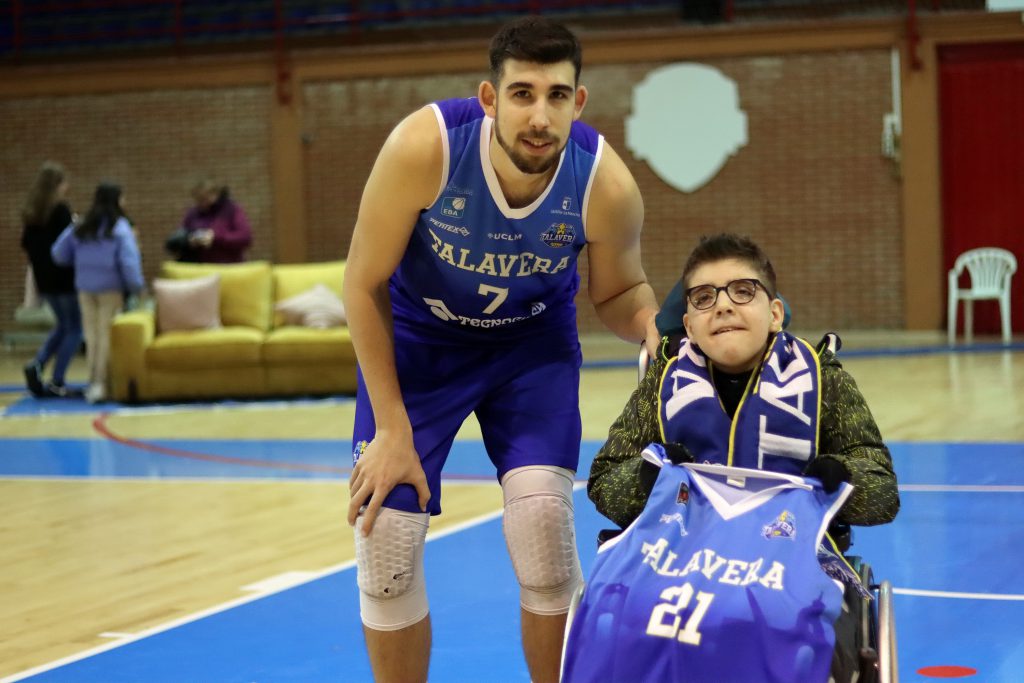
[[91, 412, 352, 475], [89, 413, 568, 483]]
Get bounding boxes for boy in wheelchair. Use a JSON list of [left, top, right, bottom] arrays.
[[564, 233, 900, 683]]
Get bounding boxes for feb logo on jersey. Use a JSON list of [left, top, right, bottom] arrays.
[[441, 196, 467, 218], [762, 510, 796, 540], [541, 222, 576, 248]]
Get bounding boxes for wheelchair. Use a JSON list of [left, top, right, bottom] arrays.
[[566, 284, 898, 682], [843, 548, 899, 683]]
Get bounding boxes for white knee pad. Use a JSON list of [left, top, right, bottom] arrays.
[[501, 465, 583, 616], [355, 507, 430, 631]]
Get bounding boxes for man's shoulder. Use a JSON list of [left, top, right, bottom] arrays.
[[433, 97, 485, 128], [569, 118, 602, 154]]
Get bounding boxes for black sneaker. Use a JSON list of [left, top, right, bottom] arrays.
[[44, 383, 84, 399], [23, 363, 45, 397]]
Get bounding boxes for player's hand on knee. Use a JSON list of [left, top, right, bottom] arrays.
[[347, 430, 430, 534]]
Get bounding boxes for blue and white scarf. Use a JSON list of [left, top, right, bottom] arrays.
[[657, 332, 822, 475]]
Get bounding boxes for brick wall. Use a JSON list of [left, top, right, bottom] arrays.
[[0, 86, 274, 335], [301, 74, 480, 263], [584, 50, 904, 333], [300, 48, 902, 334], [0, 47, 901, 339]]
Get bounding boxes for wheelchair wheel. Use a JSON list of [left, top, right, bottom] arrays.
[[846, 558, 899, 683]]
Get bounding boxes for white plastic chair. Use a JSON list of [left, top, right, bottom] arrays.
[[947, 247, 1017, 345]]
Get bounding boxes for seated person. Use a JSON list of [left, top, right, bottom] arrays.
[[566, 447, 862, 683], [166, 179, 252, 263], [588, 232, 899, 531], [570, 233, 899, 683]]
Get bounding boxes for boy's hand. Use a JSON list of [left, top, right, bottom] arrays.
[[804, 457, 851, 493], [662, 442, 694, 465], [639, 442, 694, 496]]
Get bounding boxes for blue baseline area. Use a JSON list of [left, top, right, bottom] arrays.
[[0, 437, 606, 481], [851, 490, 1024, 679], [5, 440, 1024, 681], [1, 437, 1021, 485], [1, 393, 356, 417], [14, 478, 1024, 682], [15, 490, 608, 683]]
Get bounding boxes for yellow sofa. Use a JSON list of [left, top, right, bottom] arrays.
[[109, 260, 358, 403]]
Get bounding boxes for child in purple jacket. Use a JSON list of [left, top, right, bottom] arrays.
[[52, 182, 144, 403]]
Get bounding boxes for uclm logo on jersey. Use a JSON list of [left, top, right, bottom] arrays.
[[441, 196, 466, 218], [541, 222, 576, 248]]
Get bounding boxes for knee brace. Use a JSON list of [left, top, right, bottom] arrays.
[[501, 465, 583, 616], [355, 507, 430, 631]]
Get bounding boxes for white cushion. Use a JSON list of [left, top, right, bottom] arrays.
[[274, 283, 346, 329], [154, 274, 222, 333]]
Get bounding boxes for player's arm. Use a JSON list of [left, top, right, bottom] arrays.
[[343, 106, 441, 534], [585, 142, 660, 356], [817, 353, 900, 526]]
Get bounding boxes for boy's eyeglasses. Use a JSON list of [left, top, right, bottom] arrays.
[[685, 279, 770, 310]]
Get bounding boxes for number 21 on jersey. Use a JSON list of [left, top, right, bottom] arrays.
[[646, 582, 715, 646]]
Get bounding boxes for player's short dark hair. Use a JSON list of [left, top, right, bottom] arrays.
[[489, 16, 582, 85], [680, 233, 778, 299]]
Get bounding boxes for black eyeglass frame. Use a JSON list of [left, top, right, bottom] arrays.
[[684, 278, 773, 311]]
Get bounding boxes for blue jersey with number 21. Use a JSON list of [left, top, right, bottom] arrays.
[[389, 97, 602, 345], [563, 448, 852, 683]]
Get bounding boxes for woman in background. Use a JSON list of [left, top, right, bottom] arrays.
[[166, 178, 252, 263], [20, 161, 83, 398], [52, 182, 144, 404]]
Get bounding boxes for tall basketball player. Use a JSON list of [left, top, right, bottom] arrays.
[[342, 16, 660, 683]]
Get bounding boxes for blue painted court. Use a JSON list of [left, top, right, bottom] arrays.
[[1, 422, 1022, 682]]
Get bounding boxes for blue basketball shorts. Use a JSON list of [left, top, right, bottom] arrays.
[[352, 335, 583, 516]]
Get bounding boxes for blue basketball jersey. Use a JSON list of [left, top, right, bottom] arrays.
[[389, 97, 602, 345], [563, 448, 852, 683]]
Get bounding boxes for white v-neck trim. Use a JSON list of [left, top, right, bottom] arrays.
[[480, 116, 564, 219], [684, 463, 811, 521]]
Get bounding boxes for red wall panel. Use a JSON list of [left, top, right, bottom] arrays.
[[939, 42, 1024, 335]]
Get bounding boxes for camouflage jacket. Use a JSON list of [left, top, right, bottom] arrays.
[[588, 339, 900, 530]]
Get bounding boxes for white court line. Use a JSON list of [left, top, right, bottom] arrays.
[[0, 475, 503, 485], [899, 484, 1024, 493], [0, 475, 346, 484], [0, 505, 506, 683], [894, 587, 1024, 601], [1, 395, 356, 420]]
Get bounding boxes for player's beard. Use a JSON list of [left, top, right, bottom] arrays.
[[493, 116, 562, 176]]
